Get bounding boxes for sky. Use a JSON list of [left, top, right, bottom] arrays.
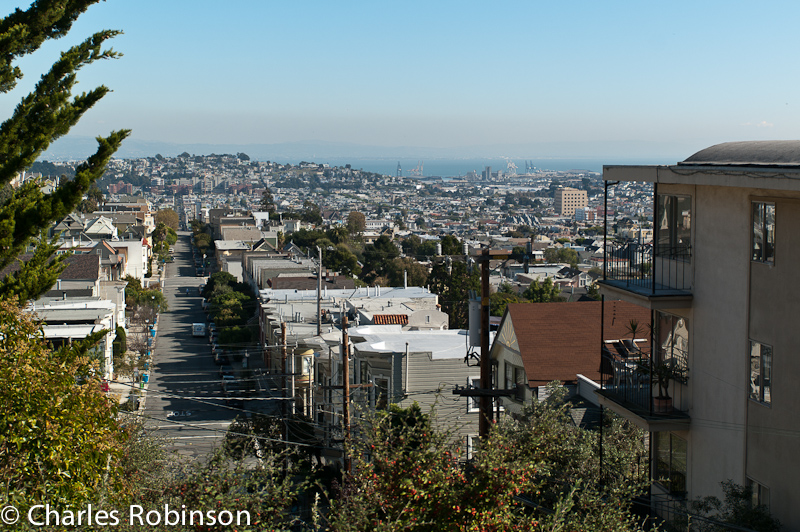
[[6, 1, 800, 161]]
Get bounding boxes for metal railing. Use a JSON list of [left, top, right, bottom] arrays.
[[604, 241, 692, 293], [600, 345, 689, 416], [601, 347, 652, 412]]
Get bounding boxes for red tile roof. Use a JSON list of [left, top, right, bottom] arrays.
[[505, 301, 651, 386], [372, 314, 409, 326]]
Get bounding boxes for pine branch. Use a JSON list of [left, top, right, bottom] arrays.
[[0, 0, 103, 93], [0, 29, 123, 185]]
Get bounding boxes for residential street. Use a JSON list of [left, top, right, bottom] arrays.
[[139, 232, 237, 459]]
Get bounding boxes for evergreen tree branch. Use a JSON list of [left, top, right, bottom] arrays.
[[0, 29, 122, 185], [0, 0, 104, 93]]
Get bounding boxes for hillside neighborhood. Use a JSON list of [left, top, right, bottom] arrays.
[[4, 141, 796, 530]]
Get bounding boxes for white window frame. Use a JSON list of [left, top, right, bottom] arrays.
[[467, 376, 481, 413]]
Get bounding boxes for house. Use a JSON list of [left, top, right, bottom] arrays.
[[347, 326, 480, 452], [596, 140, 800, 527], [490, 301, 650, 415]]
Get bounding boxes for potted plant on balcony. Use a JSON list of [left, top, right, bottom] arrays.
[[652, 358, 687, 414]]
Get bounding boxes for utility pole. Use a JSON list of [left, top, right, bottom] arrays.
[[317, 245, 322, 336], [342, 315, 351, 473], [479, 249, 491, 439], [281, 322, 288, 449]]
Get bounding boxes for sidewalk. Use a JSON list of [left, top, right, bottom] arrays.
[[109, 316, 158, 414]]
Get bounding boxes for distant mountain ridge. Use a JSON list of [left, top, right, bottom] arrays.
[[39, 136, 692, 163]]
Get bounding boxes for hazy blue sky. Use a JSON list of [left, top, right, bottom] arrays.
[[6, 1, 800, 159]]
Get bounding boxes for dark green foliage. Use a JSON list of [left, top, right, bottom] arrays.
[[0, 1, 128, 302], [522, 276, 563, 303], [112, 325, 126, 358], [361, 235, 399, 283], [440, 234, 462, 255], [544, 246, 579, 267], [0, 236, 68, 302], [427, 260, 479, 328], [385, 256, 427, 287], [687, 480, 782, 532], [491, 289, 524, 317], [324, 243, 361, 277]]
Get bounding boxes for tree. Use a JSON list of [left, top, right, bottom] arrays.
[[491, 286, 524, 317], [428, 260, 479, 328], [260, 186, 275, 212], [301, 199, 323, 225], [324, 243, 361, 278], [0, 1, 129, 302], [77, 184, 104, 213], [522, 276, 563, 303], [440, 234, 462, 255], [544, 246, 579, 268], [0, 299, 127, 508], [327, 386, 649, 531], [346, 210, 366, 235], [155, 207, 179, 231], [361, 235, 400, 284], [386, 257, 428, 287]]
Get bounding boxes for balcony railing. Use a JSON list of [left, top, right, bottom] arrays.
[[602, 241, 692, 295], [600, 344, 689, 418]]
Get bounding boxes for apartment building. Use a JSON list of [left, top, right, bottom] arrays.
[[554, 187, 588, 216], [596, 140, 800, 528]]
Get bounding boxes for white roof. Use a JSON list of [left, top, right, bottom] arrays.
[[351, 327, 469, 360]]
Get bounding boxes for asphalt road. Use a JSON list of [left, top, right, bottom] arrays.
[[140, 232, 239, 460]]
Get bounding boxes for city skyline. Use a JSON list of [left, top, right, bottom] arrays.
[[6, 1, 800, 162]]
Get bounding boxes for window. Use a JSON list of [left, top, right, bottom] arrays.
[[747, 478, 770, 508], [505, 363, 526, 401], [656, 195, 692, 259], [749, 341, 772, 405], [655, 311, 689, 376], [465, 435, 480, 460], [467, 376, 481, 412], [752, 202, 775, 262], [655, 432, 687, 495], [375, 377, 389, 410]]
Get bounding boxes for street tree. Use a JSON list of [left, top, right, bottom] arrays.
[[155, 207, 179, 231], [346, 210, 366, 235], [0, 1, 129, 302]]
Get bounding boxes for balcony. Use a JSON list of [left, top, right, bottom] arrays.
[[596, 343, 690, 432], [597, 241, 693, 310]]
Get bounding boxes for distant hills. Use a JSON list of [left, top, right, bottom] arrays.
[[38, 136, 693, 165]]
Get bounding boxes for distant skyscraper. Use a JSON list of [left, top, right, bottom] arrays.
[[482, 166, 492, 181], [396, 162, 402, 177]]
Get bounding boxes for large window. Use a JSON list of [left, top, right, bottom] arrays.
[[752, 202, 775, 263], [655, 311, 689, 374], [656, 195, 692, 260], [655, 432, 687, 495], [749, 341, 772, 405]]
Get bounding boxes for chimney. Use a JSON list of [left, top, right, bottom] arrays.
[[404, 270, 407, 289]]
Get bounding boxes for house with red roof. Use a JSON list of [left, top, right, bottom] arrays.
[[490, 301, 650, 414]]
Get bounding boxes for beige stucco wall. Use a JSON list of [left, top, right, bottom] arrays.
[[746, 193, 800, 529], [680, 183, 749, 503]]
